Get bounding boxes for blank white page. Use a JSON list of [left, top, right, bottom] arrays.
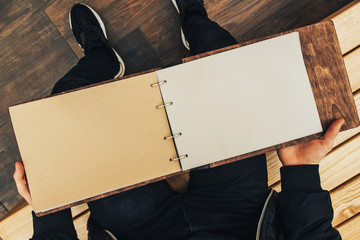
[[156, 32, 323, 170]]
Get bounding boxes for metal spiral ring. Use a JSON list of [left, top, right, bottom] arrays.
[[156, 102, 173, 109], [164, 133, 182, 140], [170, 154, 188, 161], [150, 80, 167, 87]]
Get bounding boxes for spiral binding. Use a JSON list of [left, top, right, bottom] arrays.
[[170, 154, 188, 161], [164, 133, 182, 140], [150, 79, 188, 162]]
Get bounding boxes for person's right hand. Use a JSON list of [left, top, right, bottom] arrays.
[[13, 161, 32, 206]]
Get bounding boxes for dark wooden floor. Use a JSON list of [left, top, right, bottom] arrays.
[[0, 0, 350, 218]]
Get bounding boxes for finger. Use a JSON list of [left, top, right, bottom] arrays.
[[16, 182, 32, 205], [13, 161, 26, 184], [321, 119, 345, 149], [14, 162, 26, 190], [13, 162, 32, 205]]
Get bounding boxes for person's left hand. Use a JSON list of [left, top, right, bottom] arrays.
[[13, 161, 32, 206], [277, 119, 345, 166]]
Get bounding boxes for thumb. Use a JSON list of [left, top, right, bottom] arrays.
[[14, 161, 26, 184], [321, 119, 345, 149]]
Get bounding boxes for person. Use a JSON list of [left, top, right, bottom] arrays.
[[13, 1, 344, 239]]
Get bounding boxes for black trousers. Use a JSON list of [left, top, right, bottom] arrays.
[[52, 11, 269, 240]]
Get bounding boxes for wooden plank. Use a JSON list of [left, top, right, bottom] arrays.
[[71, 204, 89, 219], [320, 133, 360, 191], [208, 0, 349, 45], [272, 130, 360, 192], [44, 0, 175, 62], [0, 206, 7, 224], [73, 211, 90, 240], [0, 204, 89, 239], [331, 174, 360, 227], [336, 213, 360, 239], [324, 0, 360, 55], [344, 47, 360, 92], [333, 92, 360, 146], [266, 151, 282, 187], [0, 0, 79, 219], [0, 205, 33, 239]]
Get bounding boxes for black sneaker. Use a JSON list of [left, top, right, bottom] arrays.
[[171, 0, 206, 51], [69, 3, 125, 78]]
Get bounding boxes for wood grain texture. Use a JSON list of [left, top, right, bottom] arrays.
[[268, 91, 360, 188], [320, 133, 360, 191], [0, 0, 352, 220], [0, 206, 7, 224], [336, 213, 360, 240], [44, 0, 188, 71], [273, 130, 360, 193], [0, 205, 33, 239], [206, 0, 350, 46], [266, 151, 282, 187], [344, 46, 360, 92], [324, 0, 360, 54], [0, 204, 90, 240], [73, 211, 90, 240], [332, 174, 360, 227], [0, 0, 78, 218], [71, 204, 89, 219]]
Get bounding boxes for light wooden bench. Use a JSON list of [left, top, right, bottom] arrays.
[[2, 1, 360, 239]]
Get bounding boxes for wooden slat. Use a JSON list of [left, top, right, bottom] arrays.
[[73, 211, 90, 240], [0, 205, 32, 239], [336, 213, 360, 239], [324, 0, 360, 54], [0, 204, 89, 240], [331, 174, 360, 226], [320, 133, 360, 191], [272, 130, 360, 193], [268, 91, 360, 187], [71, 204, 89, 219], [266, 151, 282, 186], [333, 91, 360, 146], [344, 47, 360, 92]]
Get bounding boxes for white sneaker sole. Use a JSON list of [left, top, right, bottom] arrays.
[[171, 0, 191, 51], [69, 3, 125, 78]]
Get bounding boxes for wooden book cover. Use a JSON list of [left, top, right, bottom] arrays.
[[8, 21, 359, 216]]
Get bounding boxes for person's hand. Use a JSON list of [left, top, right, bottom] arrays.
[[13, 161, 32, 206], [277, 119, 345, 166]]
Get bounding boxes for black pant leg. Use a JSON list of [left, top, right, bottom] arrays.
[[51, 50, 119, 95], [87, 180, 188, 239], [182, 12, 238, 55], [184, 155, 269, 239]]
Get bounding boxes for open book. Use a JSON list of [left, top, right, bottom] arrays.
[[9, 24, 358, 215]]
